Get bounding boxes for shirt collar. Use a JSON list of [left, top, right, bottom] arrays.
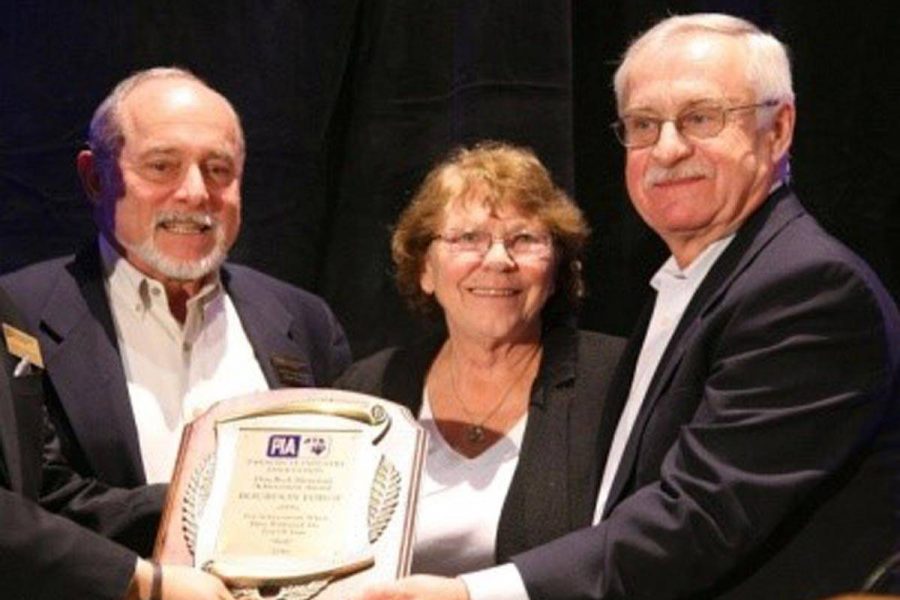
[[650, 233, 735, 292]]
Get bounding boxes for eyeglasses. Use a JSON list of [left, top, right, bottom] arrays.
[[611, 99, 780, 149], [432, 230, 553, 260]]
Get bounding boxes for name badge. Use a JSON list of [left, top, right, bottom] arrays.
[[2, 323, 44, 369]]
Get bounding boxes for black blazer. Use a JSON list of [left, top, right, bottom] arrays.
[[335, 322, 625, 562], [0, 242, 352, 487], [513, 188, 900, 599], [0, 286, 165, 600]]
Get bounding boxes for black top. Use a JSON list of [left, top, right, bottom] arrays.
[[335, 322, 625, 562]]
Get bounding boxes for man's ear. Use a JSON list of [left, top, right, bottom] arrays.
[[76, 150, 103, 206], [768, 102, 795, 167]]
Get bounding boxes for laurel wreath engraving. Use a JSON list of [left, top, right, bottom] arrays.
[[183, 453, 216, 555], [368, 456, 400, 543], [182, 452, 401, 600]]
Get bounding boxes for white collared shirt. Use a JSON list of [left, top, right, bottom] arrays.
[[461, 234, 735, 600], [100, 237, 269, 483], [593, 233, 734, 522]]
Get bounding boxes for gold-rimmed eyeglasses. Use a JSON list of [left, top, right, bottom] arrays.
[[432, 230, 553, 260], [611, 99, 780, 149]]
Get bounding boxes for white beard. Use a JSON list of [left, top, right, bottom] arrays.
[[122, 212, 229, 281]]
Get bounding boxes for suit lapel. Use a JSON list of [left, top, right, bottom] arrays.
[[597, 303, 652, 468], [382, 335, 443, 411], [525, 325, 576, 542], [40, 247, 146, 485], [0, 289, 24, 490], [224, 267, 316, 388], [495, 324, 578, 559], [604, 188, 805, 512], [0, 361, 23, 491], [595, 303, 651, 520]]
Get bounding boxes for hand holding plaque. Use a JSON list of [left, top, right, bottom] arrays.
[[154, 389, 426, 600]]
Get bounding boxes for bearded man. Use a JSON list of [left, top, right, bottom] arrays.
[[1, 67, 351, 488]]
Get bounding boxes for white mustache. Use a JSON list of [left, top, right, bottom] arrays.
[[644, 163, 714, 187]]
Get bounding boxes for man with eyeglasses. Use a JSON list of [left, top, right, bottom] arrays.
[[354, 12, 900, 600]]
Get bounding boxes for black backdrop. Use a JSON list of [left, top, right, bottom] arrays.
[[2, 1, 898, 359]]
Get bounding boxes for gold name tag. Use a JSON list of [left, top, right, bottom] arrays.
[[2, 323, 44, 369]]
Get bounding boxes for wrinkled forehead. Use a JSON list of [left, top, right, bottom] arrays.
[[118, 78, 242, 155], [621, 32, 753, 111]]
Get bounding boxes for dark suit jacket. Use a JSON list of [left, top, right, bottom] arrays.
[[0, 285, 165, 600], [335, 322, 625, 562], [512, 188, 900, 599], [0, 243, 352, 487]]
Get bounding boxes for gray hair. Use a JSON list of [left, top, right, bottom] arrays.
[[613, 14, 794, 180], [613, 13, 794, 110], [87, 66, 245, 174]]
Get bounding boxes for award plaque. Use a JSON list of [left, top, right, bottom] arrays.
[[154, 388, 426, 600]]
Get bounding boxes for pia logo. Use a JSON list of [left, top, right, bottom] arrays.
[[267, 434, 302, 458]]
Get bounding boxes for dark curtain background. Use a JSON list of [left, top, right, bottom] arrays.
[[2, 1, 898, 359]]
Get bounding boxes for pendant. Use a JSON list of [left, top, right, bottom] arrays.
[[467, 425, 486, 443]]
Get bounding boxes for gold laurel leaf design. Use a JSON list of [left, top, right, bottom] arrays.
[[368, 455, 401, 543], [183, 453, 216, 554]]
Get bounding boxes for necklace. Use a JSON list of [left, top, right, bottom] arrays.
[[446, 342, 540, 444]]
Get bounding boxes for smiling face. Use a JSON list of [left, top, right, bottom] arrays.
[[420, 193, 557, 346], [84, 77, 243, 284], [621, 33, 793, 266]]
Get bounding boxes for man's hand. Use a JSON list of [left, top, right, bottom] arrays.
[[351, 575, 470, 600], [128, 559, 235, 600]]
